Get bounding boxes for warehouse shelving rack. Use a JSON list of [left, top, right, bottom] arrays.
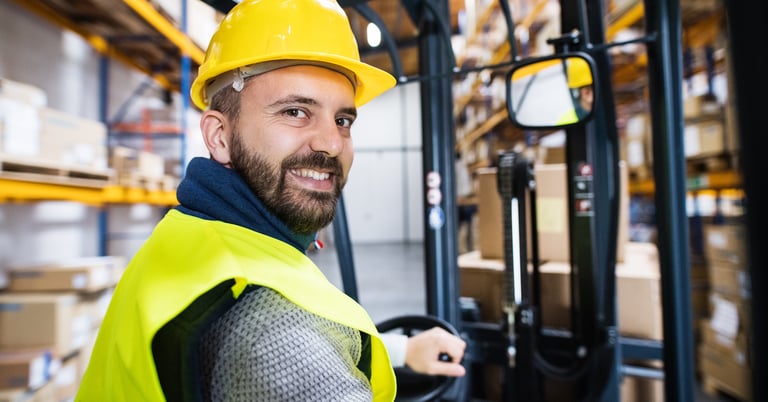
[[3, 0, 203, 252]]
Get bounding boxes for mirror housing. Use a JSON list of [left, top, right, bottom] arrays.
[[506, 53, 597, 130]]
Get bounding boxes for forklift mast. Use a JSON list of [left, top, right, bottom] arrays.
[[413, 0, 696, 400], [198, 0, 765, 400]]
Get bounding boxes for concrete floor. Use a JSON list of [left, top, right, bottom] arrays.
[[309, 240, 738, 402]]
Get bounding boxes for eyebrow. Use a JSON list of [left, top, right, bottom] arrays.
[[268, 95, 357, 118]]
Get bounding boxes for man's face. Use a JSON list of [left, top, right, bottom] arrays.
[[228, 65, 357, 234]]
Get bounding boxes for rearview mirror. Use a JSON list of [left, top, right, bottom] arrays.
[[506, 53, 597, 129]]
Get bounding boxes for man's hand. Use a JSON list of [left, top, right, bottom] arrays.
[[405, 327, 467, 377]]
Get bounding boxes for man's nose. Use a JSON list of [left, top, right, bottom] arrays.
[[309, 119, 344, 157]]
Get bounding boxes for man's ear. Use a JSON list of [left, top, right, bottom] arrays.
[[200, 110, 232, 166]]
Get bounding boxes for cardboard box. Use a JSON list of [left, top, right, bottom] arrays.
[[543, 245, 664, 340], [457, 251, 506, 323], [6, 256, 124, 293], [538, 262, 572, 329], [0, 350, 53, 391], [476, 162, 629, 263], [0, 96, 40, 157], [620, 373, 664, 402], [684, 120, 726, 158], [704, 223, 748, 267], [51, 355, 78, 401], [699, 343, 752, 401], [708, 265, 751, 299], [37, 107, 108, 170], [683, 94, 721, 120], [0, 78, 47, 107], [0, 379, 56, 402], [457, 253, 572, 328], [701, 318, 749, 367], [476, 167, 529, 261], [458, 242, 662, 339], [623, 114, 653, 171], [616, 261, 663, 340], [76, 288, 114, 331], [0, 293, 90, 357]]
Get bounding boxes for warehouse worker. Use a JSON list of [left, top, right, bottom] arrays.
[[76, 0, 465, 401], [557, 57, 594, 125]]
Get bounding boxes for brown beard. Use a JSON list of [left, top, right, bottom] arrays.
[[229, 130, 344, 234]]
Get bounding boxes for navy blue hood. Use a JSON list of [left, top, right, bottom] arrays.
[[175, 157, 315, 253]]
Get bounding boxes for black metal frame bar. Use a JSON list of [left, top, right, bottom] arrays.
[[722, 3, 767, 401], [643, 1, 696, 400], [415, 0, 460, 329]]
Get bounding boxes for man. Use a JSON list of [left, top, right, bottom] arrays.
[[76, 0, 464, 401], [557, 56, 594, 125]]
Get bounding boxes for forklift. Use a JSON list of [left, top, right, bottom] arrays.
[[196, 0, 765, 400]]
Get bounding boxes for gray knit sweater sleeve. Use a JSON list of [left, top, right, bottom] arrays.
[[198, 287, 373, 401]]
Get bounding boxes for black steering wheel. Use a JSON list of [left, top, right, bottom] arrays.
[[376, 315, 462, 402]]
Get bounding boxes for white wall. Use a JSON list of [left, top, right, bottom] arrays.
[[0, 1, 425, 277], [343, 82, 425, 243], [0, 2, 169, 275]]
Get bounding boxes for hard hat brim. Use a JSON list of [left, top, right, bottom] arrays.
[[191, 52, 397, 110]]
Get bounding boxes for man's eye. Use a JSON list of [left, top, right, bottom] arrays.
[[285, 108, 307, 118], [337, 117, 354, 128]]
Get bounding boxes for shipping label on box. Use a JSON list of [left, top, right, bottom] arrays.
[[709, 293, 741, 339]]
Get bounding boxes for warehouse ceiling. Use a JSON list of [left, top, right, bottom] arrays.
[[199, 0, 466, 79]]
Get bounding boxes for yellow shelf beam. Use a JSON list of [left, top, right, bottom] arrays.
[[0, 179, 177, 207], [606, 2, 644, 41], [123, 0, 205, 64], [0, 178, 105, 206], [629, 170, 742, 195]]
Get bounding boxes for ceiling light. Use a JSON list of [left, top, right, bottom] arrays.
[[367, 22, 381, 47]]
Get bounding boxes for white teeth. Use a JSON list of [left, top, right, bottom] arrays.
[[292, 169, 330, 180]]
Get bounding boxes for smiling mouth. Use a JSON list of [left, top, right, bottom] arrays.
[[290, 168, 331, 181], [288, 168, 337, 192]]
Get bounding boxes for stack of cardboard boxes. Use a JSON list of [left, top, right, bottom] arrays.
[[699, 222, 752, 401], [0, 257, 124, 401], [0, 78, 109, 176], [459, 160, 666, 401]]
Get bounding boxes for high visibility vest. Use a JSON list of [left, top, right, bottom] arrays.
[[556, 107, 578, 125], [76, 209, 396, 401]]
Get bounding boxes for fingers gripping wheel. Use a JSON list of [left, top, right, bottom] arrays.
[[376, 315, 461, 402]]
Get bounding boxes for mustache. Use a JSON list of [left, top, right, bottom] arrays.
[[281, 152, 343, 176]]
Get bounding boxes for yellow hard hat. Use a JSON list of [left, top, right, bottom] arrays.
[[190, 0, 396, 110], [566, 57, 593, 89]]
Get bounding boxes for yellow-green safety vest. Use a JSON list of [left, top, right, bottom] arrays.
[[76, 209, 396, 401]]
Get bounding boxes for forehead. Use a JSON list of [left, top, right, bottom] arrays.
[[245, 65, 356, 103]]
